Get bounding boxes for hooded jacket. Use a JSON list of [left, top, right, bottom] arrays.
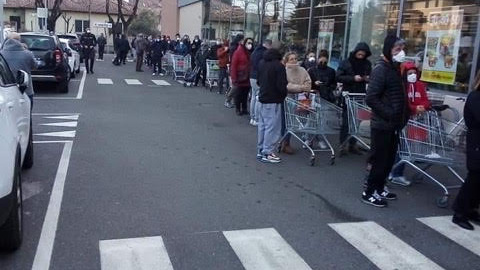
[[250, 45, 268, 79], [257, 49, 288, 104], [0, 39, 36, 96], [336, 42, 372, 93], [230, 44, 251, 87], [464, 89, 480, 171], [402, 62, 430, 114], [308, 64, 336, 102], [366, 36, 410, 131]]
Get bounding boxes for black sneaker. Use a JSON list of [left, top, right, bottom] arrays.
[[377, 189, 397, 200], [361, 192, 387, 207]]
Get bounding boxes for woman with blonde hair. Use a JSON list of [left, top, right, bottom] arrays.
[[280, 51, 312, 154], [452, 70, 480, 230]]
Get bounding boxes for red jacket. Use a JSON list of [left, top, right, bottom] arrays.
[[217, 46, 229, 68], [230, 45, 251, 87], [402, 62, 431, 115]]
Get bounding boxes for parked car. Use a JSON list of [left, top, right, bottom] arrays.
[[57, 33, 82, 62], [59, 38, 81, 78], [0, 54, 33, 251], [19, 32, 70, 93]]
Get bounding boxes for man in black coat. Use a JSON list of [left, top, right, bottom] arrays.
[[80, 28, 97, 73], [337, 42, 372, 154], [362, 35, 410, 207], [97, 33, 107, 60]]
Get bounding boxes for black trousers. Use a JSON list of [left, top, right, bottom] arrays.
[[234, 86, 249, 113], [453, 170, 480, 215], [218, 67, 229, 93], [153, 58, 162, 74], [195, 67, 206, 86], [84, 49, 95, 72], [136, 53, 144, 71], [98, 45, 105, 59], [365, 128, 400, 195]]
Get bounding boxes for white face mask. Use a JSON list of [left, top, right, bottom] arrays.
[[308, 57, 315, 62], [407, 73, 417, 83], [246, 44, 252, 50], [392, 50, 406, 63]]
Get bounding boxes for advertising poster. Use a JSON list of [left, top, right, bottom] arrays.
[[421, 10, 463, 85], [317, 19, 334, 62]]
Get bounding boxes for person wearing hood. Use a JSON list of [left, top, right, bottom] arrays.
[[452, 71, 480, 230], [362, 35, 410, 208], [257, 48, 288, 163], [308, 50, 336, 103], [337, 42, 372, 155], [230, 35, 252, 115], [301, 51, 316, 71], [194, 43, 209, 87], [388, 61, 431, 186], [1, 33, 36, 105], [250, 39, 273, 126]]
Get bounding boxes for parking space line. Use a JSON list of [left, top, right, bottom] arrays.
[[76, 68, 86, 99], [32, 141, 73, 270]]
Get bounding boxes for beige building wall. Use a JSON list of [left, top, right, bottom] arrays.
[[160, 0, 179, 36], [178, 2, 203, 37]]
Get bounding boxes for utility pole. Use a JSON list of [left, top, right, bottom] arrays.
[[0, 0, 4, 44], [280, 0, 285, 42], [306, 0, 314, 52]]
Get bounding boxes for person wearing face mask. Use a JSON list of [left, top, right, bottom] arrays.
[[337, 42, 372, 155], [308, 50, 336, 103], [302, 52, 316, 70], [175, 39, 188, 56], [151, 36, 164, 76], [194, 43, 209, 87], [387, 61, 431, 186], [80, 28, 97, 74], [362, 35, 410, 208], [191, 35, 201, 68], [230, 35, 252, 115]]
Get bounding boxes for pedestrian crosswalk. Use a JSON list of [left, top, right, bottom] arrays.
[[98, 216, 480, 270], [96, 78, 171, 86]]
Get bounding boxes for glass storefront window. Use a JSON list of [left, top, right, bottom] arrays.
[[282, 0, 313, 56], [401, 0, 480, 93]]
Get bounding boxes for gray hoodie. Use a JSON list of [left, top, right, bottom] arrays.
[[1, 39, 36, 96]]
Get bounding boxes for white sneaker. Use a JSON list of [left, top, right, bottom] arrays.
[[250, 119, 258, 126], [318, 140, 328, 149], [152, 73, 156, 76]]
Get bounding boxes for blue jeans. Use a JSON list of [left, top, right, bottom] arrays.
[[390, 153, 405, 177], [257, 103, 282, 155], [249, 79, 259, 121]]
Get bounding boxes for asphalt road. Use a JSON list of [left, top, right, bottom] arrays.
[[1, 55, 479, 270]]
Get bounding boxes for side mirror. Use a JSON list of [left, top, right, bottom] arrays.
[[17, 70, 29, 93]]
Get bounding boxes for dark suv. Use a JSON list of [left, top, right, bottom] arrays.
[[20, 32, 70, 93]]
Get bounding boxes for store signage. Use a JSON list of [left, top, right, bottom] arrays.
[[94, 22, 112, 28], [421, 10, 463, 85], [317, 19, 334, 63], [37, 8, 48, 18]]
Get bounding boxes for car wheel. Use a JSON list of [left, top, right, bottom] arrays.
[[0, 151, 23, 251], [23, 119, 34, 169]]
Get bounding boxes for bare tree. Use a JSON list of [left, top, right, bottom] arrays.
[[106, 0, 141, 35], [61, 13, 74, 33], [35, 0, 64, 31]]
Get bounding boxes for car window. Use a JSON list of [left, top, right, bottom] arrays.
[[20, 35, 55, 51], [0, 55, 16, 85]]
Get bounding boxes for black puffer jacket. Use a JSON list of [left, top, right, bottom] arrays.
[[258, 49, 288, 104], [464, 90, 480, 171], [366, 58, 410, 131], [336, 42, 372, 93]]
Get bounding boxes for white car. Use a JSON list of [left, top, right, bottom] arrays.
[[59, 38, 80, 78], [0, 54, 32, 251]]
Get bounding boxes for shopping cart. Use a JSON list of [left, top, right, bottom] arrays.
[[206, 60, 220, 91], [161, 52, 173, 76], [342, 92, 371, 150], [393, 111, 466, 208], [281, 95, 342, 165], [171, 54, 191, 80]]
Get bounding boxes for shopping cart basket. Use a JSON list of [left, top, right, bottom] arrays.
[[171, 54, 191, 80], [161, 52, 173, 76], [281, 95, 342, 165], [206, 60, 220, 91], [342, 92, 371, 150], [393, 111, 466, 208]]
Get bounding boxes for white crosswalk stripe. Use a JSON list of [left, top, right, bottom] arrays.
[[151, 80, 171, 86], [223, 228, 312, 270], [98, 78, 114, 85], [39, 121, 78, 128], [124, 79, 143, 85], [99, 236, 174, 270], [418, 216, 480, 257], [34, 130, 76, 138], [329, 221, 444, 270]]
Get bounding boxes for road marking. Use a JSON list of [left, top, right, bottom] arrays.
[[76, 67, 86, 99], [43, 115, 79, 120], [40, 121, 78, 127], [151, 80, 171, 86], [418, 216, 480, 256], [99, 236, 174, 270], [22, 181, 43, 201], [329, 221, 443, 270], [223, 228, 312, 270], [33, 140, 73, 144], [98, 78, 114, 85], [34, 131, 76, 138], [125, 79, 142, 85], [33, 113, 80, 116], [177, 80, 185, 84], [32, 142, 73, 270]]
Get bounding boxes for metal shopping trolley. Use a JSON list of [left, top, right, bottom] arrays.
[[281, 95, 342, 165], [161, 52, 173, 76], [206, 60, 220, 91], [342, 92, 372, 150], [171, 54, 191, 80], [393, 111, 466, 208]]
